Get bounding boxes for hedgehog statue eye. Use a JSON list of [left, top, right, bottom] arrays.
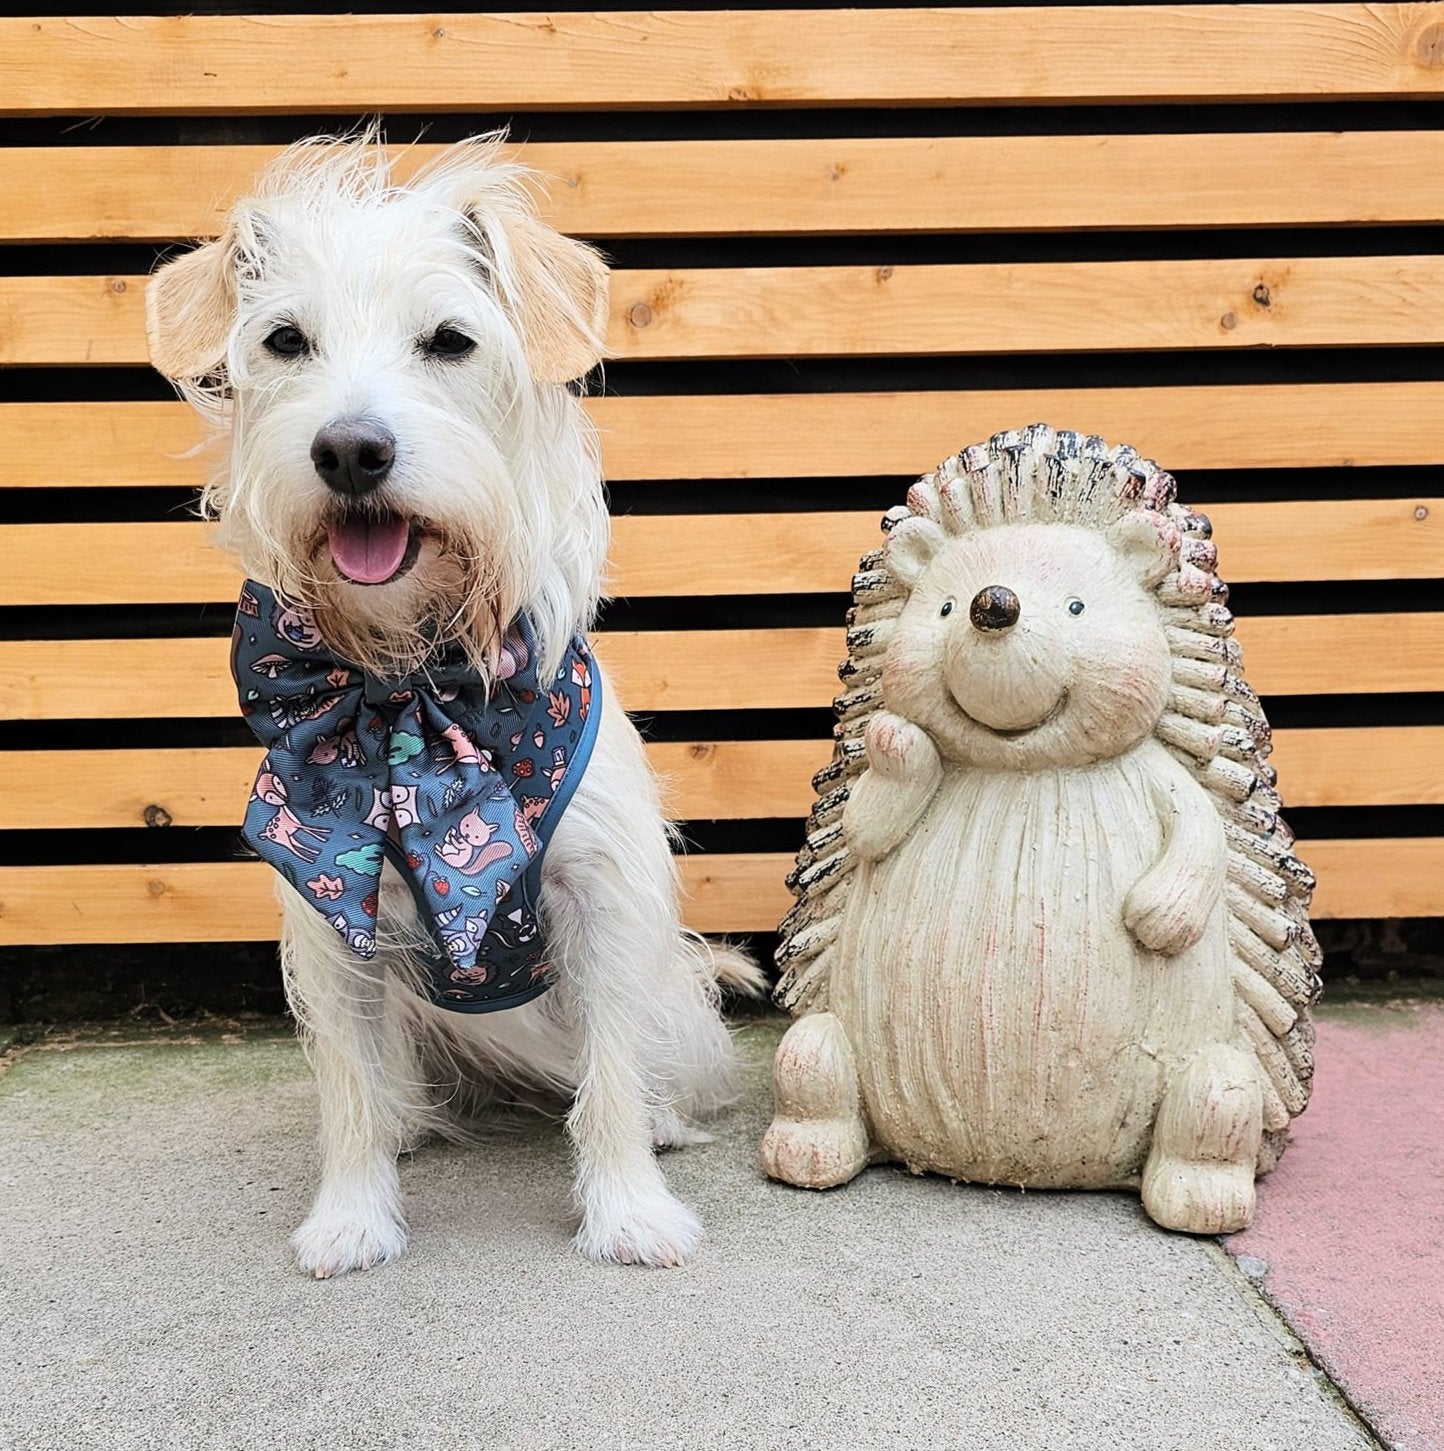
[[940, 600, 955, 618], [1067, 598, 1086, 616]]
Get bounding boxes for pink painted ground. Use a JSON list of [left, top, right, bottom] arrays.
[[1228, 1002, 1444, 1450]]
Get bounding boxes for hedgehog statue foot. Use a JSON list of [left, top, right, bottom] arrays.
[[760, 1012, 870, 1189], [1141, 1044, 1263, 1235]]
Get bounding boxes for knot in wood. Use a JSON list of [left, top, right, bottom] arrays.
[[1251, 283, 1271, 307], [1220, 312, 1238, 331], [1415, 505, 1429, 521], [1416, 22, 1444, 68], [627, 302, 653, 329], [143, 804, 173, 829]]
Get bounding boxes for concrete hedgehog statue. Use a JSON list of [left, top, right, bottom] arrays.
[[760, 424, 1320, 1234]]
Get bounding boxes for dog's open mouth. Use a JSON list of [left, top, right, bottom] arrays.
[[326, 512, 421, 586]]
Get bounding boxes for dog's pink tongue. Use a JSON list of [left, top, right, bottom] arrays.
[[327, 514, 410, 585]]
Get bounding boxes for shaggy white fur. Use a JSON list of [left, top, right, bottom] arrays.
[[146, 132, 761, 1277]]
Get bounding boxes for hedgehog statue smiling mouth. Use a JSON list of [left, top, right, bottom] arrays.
[[760, 424, 1320, 1236]]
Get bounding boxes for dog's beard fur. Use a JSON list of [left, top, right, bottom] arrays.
[[218, 374, 602, 681], [174, 130, 608, 682]]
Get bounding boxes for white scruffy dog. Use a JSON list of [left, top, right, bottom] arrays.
[[145, 133, 759, 1277]]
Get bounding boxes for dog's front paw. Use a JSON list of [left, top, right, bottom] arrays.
[[291, 1204, 407, 1279], [574, 1191, 703, 1268]]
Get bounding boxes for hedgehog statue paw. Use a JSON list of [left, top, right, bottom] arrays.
[[760, 1012, 870, 1189]]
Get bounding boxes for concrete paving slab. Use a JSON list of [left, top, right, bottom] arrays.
[[1229, 1001, 1444, 1451], [1, 1019, 1376, 1451]]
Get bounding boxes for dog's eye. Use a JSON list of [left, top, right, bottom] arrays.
[[1067, 597, 1086, 616], [263, 325, 309, 358], [940, 600, 955, 618], [424, 327, 476, 359]]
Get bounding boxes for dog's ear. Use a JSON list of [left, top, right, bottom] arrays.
[[146, 234, 237, 381], [497, 213, 610, 386]]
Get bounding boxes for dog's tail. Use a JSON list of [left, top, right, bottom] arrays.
[[702, 939, 769, 999]]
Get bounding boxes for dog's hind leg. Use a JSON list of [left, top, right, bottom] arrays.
[[280, 893, 419, 1278]]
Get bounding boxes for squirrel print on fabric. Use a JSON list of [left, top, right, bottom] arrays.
[[435, 808, 515, 876]]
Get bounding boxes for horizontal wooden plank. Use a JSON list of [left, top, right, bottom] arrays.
[[0, 741, 830, 830], [5, 499, 1437, 607], [10, 257, 1444, 365], [617, 500, 1444, 593], [5, 386, 1441, 489], [1268, 727, 1444, 809], [3, 726, 1433, 832], [5, 9, 1442, 116], [1300, 839, 1444, 919], [607, 258, 1444, 360], [8, 134, 1444, 242], [0, 836, 1440, 946], [0, 854, 793, 943], [1, 616, 1439, 722], [7, 133, 1444, 242]]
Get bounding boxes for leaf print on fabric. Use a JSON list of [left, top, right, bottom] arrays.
[[307, 873, 345, 901], [306, 778, 351, 818], [440, 777, 472, 813], [546, 691, 571, 728]]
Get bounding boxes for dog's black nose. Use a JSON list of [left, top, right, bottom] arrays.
[[311, 417, 396, 496], [969, 585, 1021, 633]]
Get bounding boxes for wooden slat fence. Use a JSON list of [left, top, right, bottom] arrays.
[[1, 4, 1442, 989]]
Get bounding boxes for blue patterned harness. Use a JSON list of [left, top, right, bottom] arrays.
[[231, 581, 601, 1012]]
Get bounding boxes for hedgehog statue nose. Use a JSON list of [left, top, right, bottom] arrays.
[[969, 585, 1021, 633]]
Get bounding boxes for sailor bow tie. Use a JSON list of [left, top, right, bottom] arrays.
[[231, 580, 600, 1009]]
